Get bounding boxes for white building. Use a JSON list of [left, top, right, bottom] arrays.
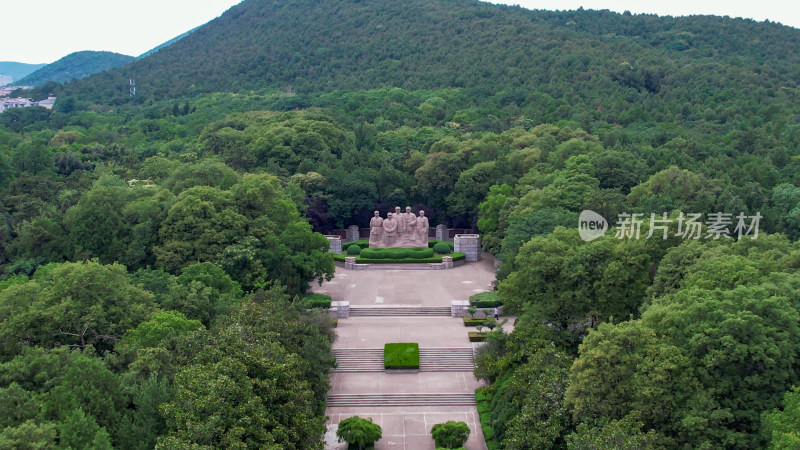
[[0, 96, 56, 112]]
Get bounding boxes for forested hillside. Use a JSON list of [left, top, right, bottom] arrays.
[[1, 0, 800, 447], [16, 51, 135, 87]]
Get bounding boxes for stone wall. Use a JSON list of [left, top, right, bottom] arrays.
[[454, 234, 481, 262]]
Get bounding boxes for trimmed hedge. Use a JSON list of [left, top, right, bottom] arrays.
[[300, 293, 332, 308], [463, 318, 487, 327], [341, 239, 369, 251], [428, 240, 455, 250], [360, 247, 434, 259], [384, 343, 419, 370], [333, 252, 466, 264], [346, 244, 362, 255], [432, 241, 452, 254], [475, 388, 500, 450], [468, 332, 487, 342], [469, 291, 503, 308]]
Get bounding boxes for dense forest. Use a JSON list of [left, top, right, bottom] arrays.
[[15, 52, 135, 87], [2, 0, 800, 447]]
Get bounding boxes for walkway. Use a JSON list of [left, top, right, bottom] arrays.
[[317, 255, 499, 450]]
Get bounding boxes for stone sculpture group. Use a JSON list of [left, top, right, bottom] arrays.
[[369, 206, 430, 248]]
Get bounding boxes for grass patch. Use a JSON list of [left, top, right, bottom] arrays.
[[384, 343, 419, 370], [463, 318, 487, 327], [468, 332, 488, 342]]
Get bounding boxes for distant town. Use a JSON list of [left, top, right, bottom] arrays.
[[0, 79, 56, 112]]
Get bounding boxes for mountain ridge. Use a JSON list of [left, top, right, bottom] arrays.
[[16, 51, 134, 86]]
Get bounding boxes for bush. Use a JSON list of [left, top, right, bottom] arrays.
[[433, 242, 452, 254], [469, 291, 502, 308], [463, 318, 487, 327], [429, 240, 455, 250], [384, 343, 419, 369], [431, 421, 470, 448], [332, 252, 466, 264], [337, 416, 382, 449], [347, 244, 362, 255], [300, 293, 332, 308], [468, 332, 487, 342]]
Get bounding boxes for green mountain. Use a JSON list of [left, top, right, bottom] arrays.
[[62, 0, 800, 116], [0, 62, 47, 85], [16, 51, 134, 86], [137, 27, 199, 59]]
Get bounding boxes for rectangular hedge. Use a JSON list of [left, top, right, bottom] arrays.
[[463, 318, 487, 327], [469, 291, 503, 308], [384, 343, 420, 370], [333, 252, 466, 264], [475, 388, 500, 450], [468, 332, 487, 342], [299, 293, 332, 308]]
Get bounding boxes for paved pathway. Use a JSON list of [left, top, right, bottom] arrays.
[[321, 255, 499, 450], [313, 257, 497, 306]]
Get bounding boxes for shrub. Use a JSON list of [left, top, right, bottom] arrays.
[[431, 421, 470, 448], [337, 416, 382, 449], [342, 240, 369, 251], [384, 343, 420, 370], [407, 247, 435, 258], [433, 242, 452, 254], [469, 332, 487, 342], [360, 248, 385, 259], [469, 291, 503, 308], [300, 293, 332, 308], [463, 318, 487, 327], [347, 244, 362, 255]]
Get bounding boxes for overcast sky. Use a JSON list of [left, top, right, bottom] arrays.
[[2, 0, 798, 64]]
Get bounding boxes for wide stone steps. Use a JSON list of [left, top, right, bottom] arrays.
[[327, 393, 476, 407], [349, 306, 451, 317], [332, 348, 474, 372]]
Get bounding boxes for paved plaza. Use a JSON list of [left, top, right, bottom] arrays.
[[321, 254, 502, 450], [312, 257, 497, 306]]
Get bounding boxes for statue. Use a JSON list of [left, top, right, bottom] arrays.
[[382, 212, 398, 247], [414, 210, 429, 247], [402, 206, 417, 247], [368, 210, 384, 247], [394, 206, 407, 239]]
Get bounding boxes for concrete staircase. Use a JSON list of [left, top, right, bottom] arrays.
[[332, 347, 475, 373], [327, 392, 476, 407], [332, 348, 384, 372], [420, 347, 475, 372], [349, 306, 451, 317]]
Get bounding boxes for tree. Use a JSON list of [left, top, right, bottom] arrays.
[[762, 387, 800, 449], [566, 413, 658, 450], [336, 416, 382, 450], [122, 311, 203, 349], [431, 421, 470, 448], [0, 261, 154, 358]]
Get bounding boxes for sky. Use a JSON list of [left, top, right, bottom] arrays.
[[2, 0, 799, 64]]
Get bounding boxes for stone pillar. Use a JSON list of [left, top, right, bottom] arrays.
[[435, 224, 448, 241], [441, 256, 453, 269], [330, 301, 350, 318], [326, 235, 342, 254], [345, 256, 356, 270], [454, 234, 481, 262], [451, 300, 470, 317], [346, 225, 360, 242]]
